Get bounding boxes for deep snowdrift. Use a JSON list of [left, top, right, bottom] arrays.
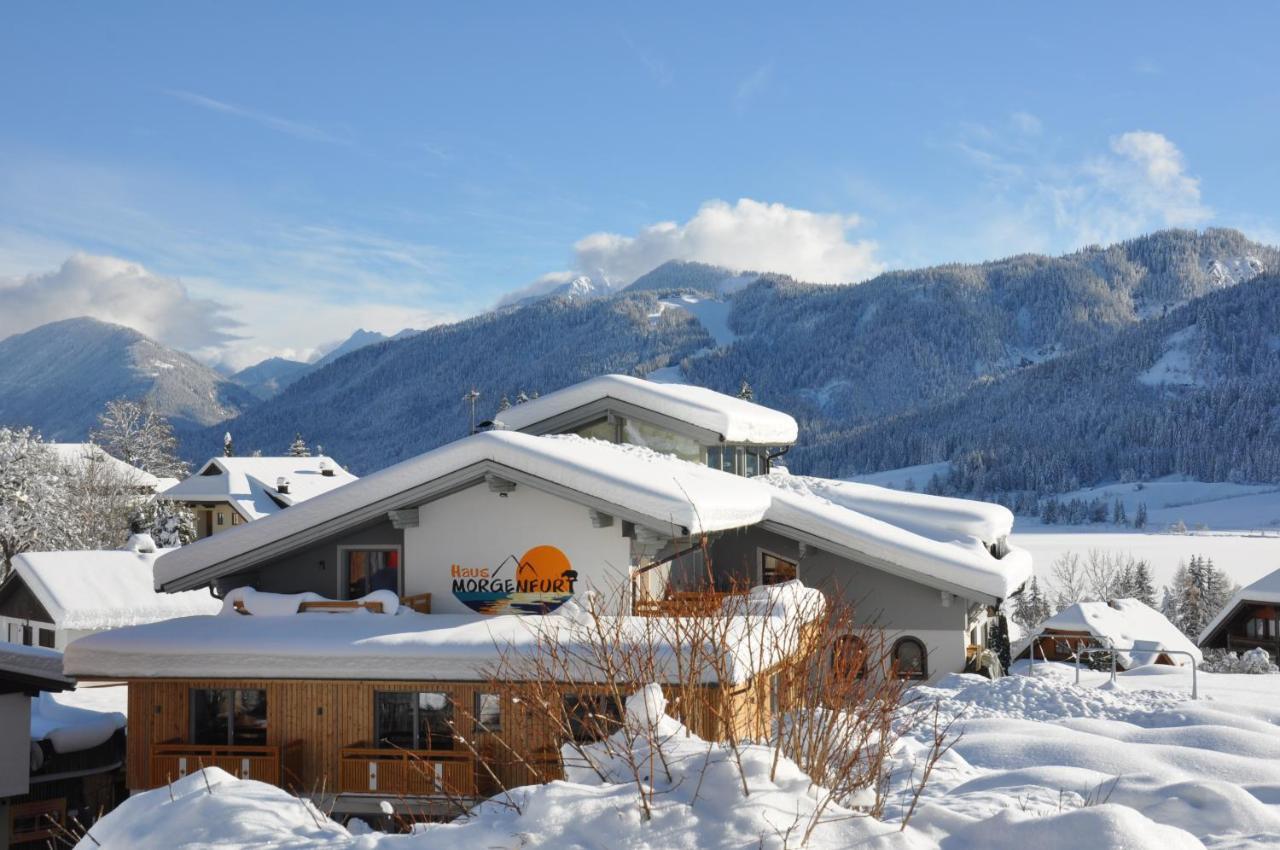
[[74, 666, 1280, 849]]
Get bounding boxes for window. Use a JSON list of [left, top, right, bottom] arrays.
[[760, 551, 798, 585], [474, 692, 502, 733], [622, 418, 702, 463], [574, 418, 617, 442], [706, 445, 739, 474], [216, 512, 225, 527], [38, 629, 55, 649], [7, 623, 32, 646], [832, 635, 868, 679], [563, 694, 622, 742], [892, 637, 928, 680], [375, 691, 454, 750], [189, 688, 267, 746], [344, 548, 401, 598], [742, 449, 761, 477], [231, 514, 241, 526]]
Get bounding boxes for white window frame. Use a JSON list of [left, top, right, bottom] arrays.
[[337, 544, 404, 599], [757, 547, 799, 586]]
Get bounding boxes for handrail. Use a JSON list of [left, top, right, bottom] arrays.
[[1024, 630, 1198, 699]]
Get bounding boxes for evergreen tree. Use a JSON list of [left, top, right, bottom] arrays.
[[515, 391, 530, 405], [1131, 560, 1157, 607], [1112, 498, 1127, 526], [288, 433, 311, 457], [1134, 502, 1148, 530], [223, 431, 234, 457], [738, 380, 754, 401], [497, 395, 511, 413]]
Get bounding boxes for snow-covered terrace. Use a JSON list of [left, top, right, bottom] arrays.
[[160, 455, 358, 521], [9, 548, 221, 631], [63, 583, 823, 684], [492, 374, 800, 444], [1020, 598, 1202, 668]]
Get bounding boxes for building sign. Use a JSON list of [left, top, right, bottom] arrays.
[[450, 545, 578, 614]]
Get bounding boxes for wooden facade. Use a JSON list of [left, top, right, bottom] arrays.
[[123, 673, 777, 805], [1200, 602, 1280, 658]]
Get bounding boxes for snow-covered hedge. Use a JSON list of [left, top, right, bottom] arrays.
[[1201, 647, 1279, 674]]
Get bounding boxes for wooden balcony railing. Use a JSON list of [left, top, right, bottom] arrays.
[[150, 740, 303, 789], [338, 745, 475, 798], [634, 590, 738, 617]]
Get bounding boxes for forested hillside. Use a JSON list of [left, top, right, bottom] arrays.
[[0, 317, 257, 442], [194, 293, 713, 469], [804, 271, 1280, 498]]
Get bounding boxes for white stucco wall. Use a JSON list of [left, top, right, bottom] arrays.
[[404, 482, 634, 615], [0, 693, 31, 798]]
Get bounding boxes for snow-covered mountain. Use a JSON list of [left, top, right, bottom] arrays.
[[231, 328, 420, 399], [195, 228, 1279, 477], [0, 317, 257, 441]]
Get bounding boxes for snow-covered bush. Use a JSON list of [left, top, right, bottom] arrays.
[[1201, 647, 1279, 674], [129, 499, 197, 548]]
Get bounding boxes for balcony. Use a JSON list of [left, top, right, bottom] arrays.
[[150, 741, 303, 789], [338, 745, 476, 798]]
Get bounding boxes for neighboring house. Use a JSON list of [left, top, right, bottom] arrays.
[[0, 535, 221, 650], [161, 455, 357, 539], [63, 375, 1031, 815], [47, 443, 176, 493], [1199, 569, 1280, 657], [1, 644, 126, 850], [1017, 598, 1201, 669]]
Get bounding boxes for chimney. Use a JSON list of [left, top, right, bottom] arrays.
[[277, 476, 290, 494], [319, 459, 334, 477]]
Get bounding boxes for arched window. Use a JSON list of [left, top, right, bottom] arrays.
[[831, 634, 868, 679], [892, 637, 927, 680]]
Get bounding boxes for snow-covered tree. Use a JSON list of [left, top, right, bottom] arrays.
[[515, 391, 530, 405], [131, 500, 197, 548], [1112, 499, 1127, 526], [1129, 560, 1157, 607], [497, 395, 511, 413], [1134, 502, 1148, 530], [223, 431, 234, 457], [1164, 555, 1236, 638], [0, 428, 67, 572], [92, 398, 189, 478], [1012, 576, 1052, 630], [288, 433, 311, 457], [738, 380, 754, 401]]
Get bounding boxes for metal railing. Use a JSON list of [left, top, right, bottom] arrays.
[[1024, 632, 1199, 699]]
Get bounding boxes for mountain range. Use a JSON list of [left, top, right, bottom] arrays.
[[228, 327, 419, 399], [3, 228, 1278, 501]]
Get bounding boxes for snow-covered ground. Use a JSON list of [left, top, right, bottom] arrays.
[[647, 296, 738, 384], [72, 668, 1280, 849]]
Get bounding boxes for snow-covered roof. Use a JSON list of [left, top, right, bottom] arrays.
[[493, 375, 799, 445], [47, 443, 165, 490], [31, 691, 125, 754], [0, 643, 73, 691], [156, 432, 773, 591], [65, 583, 824, 684], [1198, 568, 1280, 645], [161, 455, 358, 521], [760, 474, 1031, 600], [10, 548, 222, 631], [1033, 598, 1201, 668]]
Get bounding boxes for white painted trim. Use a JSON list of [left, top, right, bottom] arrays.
[[337, 545, 404, 599]]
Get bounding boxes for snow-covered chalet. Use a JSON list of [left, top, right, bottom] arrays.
[[64, 375, 1032, 815]]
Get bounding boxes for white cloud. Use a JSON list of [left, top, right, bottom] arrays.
[[502, 198, 882, 305], [0, 253, 240, 350], [956, 123, 1211, 256], [165, 90, 349, 145]]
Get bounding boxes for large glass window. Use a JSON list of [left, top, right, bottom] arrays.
[[760, 551, 798, 585], [573, 418, 617, 442], [375, 691, 454, 751], [563, 694, 622, 742], [622, 418, 703, 463], [189, 688, 268, 745], [345, 549, 401, 598]]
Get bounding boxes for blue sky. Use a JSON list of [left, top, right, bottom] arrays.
[[2, 3, 1277, 368]]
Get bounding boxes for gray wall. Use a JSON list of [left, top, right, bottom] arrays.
[[0, 693, 30, 798], [679, 525, 966, 632], [214, 519, 404, 597]]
